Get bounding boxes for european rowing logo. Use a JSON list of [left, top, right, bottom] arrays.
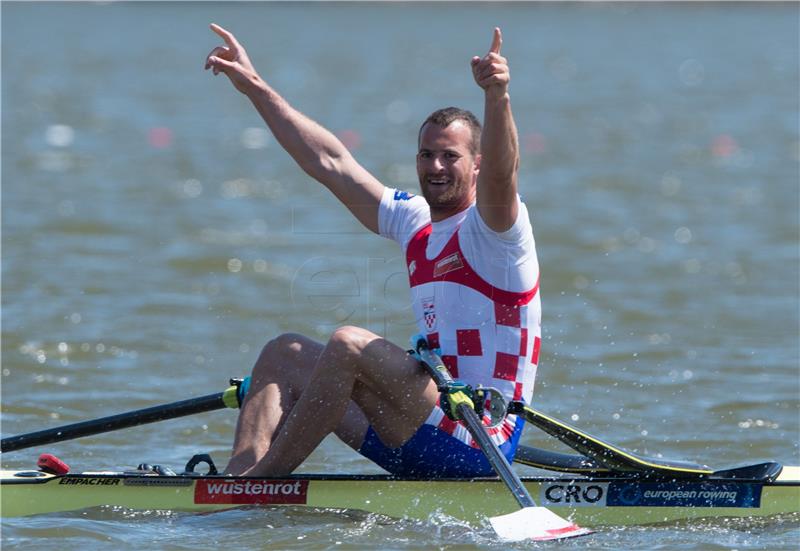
[[422, 297, 436, 331], [606, 481, 761, 508], [195, 479, 309, 505], [393, 190, 415, 201]]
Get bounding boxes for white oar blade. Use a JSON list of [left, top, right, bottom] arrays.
[[489, 506, 592, 542]]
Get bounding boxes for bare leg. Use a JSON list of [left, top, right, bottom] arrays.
[[238, 326, 438, 477], [225, 333, 369, 475]]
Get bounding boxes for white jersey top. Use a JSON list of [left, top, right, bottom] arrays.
[[378, 188, 542, 447]]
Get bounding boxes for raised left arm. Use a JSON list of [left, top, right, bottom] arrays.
[[471, 28, 520, 232]]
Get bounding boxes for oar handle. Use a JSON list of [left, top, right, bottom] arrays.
[[1, 380, 246, 454], [411, 336, 453, 389]]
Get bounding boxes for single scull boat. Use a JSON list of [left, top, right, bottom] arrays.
[[2, 458, 798, 525], [2, 378, 797, 529]]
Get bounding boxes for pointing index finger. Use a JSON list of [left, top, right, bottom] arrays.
[[489, 27, 502, 55], [210, 23, 239, 49]]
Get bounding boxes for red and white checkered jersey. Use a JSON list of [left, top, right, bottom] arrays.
[[379, 188, 541, 447]]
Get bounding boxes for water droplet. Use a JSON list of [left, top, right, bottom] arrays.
[[45, 124, 75, 147], [227, 258, 243, 273], [222, 178, 253, 198], [674, 227, 692, 244]]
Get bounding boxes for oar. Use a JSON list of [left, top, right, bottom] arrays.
[[412, 337, 591, 542], [1, 379, 248, 453], [508, 402, 715, 478]]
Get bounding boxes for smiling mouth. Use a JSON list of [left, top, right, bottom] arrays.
[[426, 177, 450, 186]]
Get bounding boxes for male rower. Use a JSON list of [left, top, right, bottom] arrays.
[[205, 24, 541, 478]]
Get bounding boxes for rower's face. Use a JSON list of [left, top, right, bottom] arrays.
[[416, 121, 480, 219]]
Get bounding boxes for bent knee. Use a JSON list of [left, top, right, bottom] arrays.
[[254, 333, 321, 375], [262, 333, 306, 358], [327, 326, 379, 356]]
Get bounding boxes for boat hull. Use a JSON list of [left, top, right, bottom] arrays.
[[3, 467, 798, 525]]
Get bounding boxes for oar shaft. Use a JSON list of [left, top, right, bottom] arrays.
[[414, 342, 536, 509], [1, 391, 227, 453], [456, 401, 535, 508]]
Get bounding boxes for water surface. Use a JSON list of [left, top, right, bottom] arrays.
[[2, 2, 798, 549]]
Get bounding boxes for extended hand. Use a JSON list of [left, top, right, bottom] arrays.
[[204, 24, 262, 95], [470, 28, 509, 96]]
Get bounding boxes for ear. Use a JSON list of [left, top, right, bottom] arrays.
[[473, 153, 482, 175]]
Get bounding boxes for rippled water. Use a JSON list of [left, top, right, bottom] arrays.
[[2, 2, 798, 549]]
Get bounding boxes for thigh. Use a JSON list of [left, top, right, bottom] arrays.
[[347, 330, 439, 448], [258, 333, 373, 452]]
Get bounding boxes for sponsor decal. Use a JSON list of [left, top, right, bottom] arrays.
[[195, 479, 309, 505], [393, 190, 415, 201], [59, 478, 121, 486], [541, 482, 608, 507], [408, 260, 417, 277], [433, 253, 464, 277], [422, 297, 436, 331], [607, 481, 762, 508]]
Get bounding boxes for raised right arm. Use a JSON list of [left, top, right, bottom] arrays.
[[204, 24, 384, 233]]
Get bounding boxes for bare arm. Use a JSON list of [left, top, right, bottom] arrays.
[[471, 28, 520, 233], [204, 24, 384, 233]]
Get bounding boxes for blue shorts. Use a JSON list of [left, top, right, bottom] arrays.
[[358, 416, 525, 478]]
